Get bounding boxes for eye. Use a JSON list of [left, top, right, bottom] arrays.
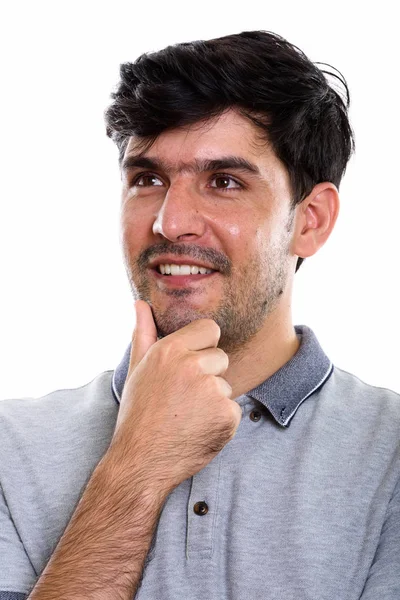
[[133, 173, 164, 187], [209, 174, 242, 190]]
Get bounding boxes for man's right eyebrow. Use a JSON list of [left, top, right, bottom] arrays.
[[121, 156, 163, 172]]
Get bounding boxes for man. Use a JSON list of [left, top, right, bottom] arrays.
[[0, 30, 399, 600]]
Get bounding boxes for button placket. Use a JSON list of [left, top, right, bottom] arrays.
[[186, 452, 222, 558]]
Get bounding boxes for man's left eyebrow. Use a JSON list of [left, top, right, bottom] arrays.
[[199, 157, 260, 176]]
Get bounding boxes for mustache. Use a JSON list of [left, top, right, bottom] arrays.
[[138, 243, 232, 275]]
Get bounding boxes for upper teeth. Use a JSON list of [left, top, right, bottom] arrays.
[[159, 264, 214, 275]]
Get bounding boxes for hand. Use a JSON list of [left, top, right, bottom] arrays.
[[109, 300, 242, 492]]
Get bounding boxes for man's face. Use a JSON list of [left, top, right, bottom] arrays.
[[120, 109, 296, 354]]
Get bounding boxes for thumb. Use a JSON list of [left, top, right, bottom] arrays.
[[129, 300, 158, 373]]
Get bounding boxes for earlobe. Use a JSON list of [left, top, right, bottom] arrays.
[[293, 183, 340, 260]]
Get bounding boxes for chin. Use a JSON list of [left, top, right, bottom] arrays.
[[153, 307, 212, 338]]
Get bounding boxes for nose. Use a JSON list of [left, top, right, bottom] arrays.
[[152, 180, 206, 242]]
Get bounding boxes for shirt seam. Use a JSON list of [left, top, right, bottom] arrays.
[[111, 372, 121, 403], [359, 468, 400, 596], [210, 452, 223, 558], [35, 370, 115, 402], [0, 479, 37, 578], [333, 366, 400, 398]]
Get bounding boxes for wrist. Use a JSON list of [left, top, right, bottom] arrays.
[[95, 444, 174, 507]]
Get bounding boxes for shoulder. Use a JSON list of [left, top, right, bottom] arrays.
[[330, 365, 400, 406], [0, 371, 120, 585], [0, 369, 116, 420], [322, 365, 400, 435], [0, 369, 118, 467]]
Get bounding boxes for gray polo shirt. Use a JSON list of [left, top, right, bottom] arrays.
[[1, 325, 399, 600]]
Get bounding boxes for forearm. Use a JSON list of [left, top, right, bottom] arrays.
[[28, 450, 169, 600]]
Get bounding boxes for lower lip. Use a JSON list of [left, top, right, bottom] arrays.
[[150, 269, 218, 287]]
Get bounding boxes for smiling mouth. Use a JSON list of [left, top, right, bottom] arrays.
[[156, 265, 216, 276], [150, 267, 218, 286]]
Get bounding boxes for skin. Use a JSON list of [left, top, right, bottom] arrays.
[[120, 108, 340, 399]]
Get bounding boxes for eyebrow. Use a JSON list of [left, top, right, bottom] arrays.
[[121, 155, 261, 177]]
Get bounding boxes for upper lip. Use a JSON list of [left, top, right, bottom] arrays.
[[148, 257, 218, 271]]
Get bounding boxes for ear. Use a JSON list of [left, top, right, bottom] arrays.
[[291, 182, 340, 260]]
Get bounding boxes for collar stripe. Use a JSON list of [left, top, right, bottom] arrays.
[[281, 362, 334, 426]]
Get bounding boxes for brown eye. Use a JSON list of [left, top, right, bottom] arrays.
[[135, 174, 163, 187], [210, 175, 241, 190]]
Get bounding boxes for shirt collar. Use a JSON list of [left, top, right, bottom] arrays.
[[111, 324, 333, 428]]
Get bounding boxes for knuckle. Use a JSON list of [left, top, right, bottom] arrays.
[[202, 319, 221, 339], [182, 352, 203, 375], [220, 413, 238, 440], [215, 376, 232, 397], [223, 410, 240, 438], [159, 337, 184, 360], [215, 347, 229, 369]]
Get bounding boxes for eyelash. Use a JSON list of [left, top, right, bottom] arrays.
[[210, 174, 244, 191], [131, 172, 244, 192]]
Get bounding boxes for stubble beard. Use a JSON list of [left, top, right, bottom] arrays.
[[124, 236, 291, 357]]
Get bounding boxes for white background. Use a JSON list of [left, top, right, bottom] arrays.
[[0, 1, 398, 400]]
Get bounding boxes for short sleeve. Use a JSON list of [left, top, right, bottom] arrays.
[[360, 474, 400, 598], [0, 481, 36, 598]]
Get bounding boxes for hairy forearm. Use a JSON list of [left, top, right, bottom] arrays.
[[28, 450, 169, 600]]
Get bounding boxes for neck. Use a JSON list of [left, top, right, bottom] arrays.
[[224, 311, 300, 400]]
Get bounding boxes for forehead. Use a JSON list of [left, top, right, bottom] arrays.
[[123, 109, 280, 169]]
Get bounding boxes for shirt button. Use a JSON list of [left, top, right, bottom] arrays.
[[250, 409, 262, 422], [193, 501, 209, 516]]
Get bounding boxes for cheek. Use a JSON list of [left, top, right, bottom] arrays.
[[254, 226, 273, 256], [120, 202, 150, 244], [209, 216, 262, 276], [225, 223, 240, 236], [120, 211, 132, 253], [213, 210, 255, 240]]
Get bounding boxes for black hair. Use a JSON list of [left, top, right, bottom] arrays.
[[105, 30, 355, 272]]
